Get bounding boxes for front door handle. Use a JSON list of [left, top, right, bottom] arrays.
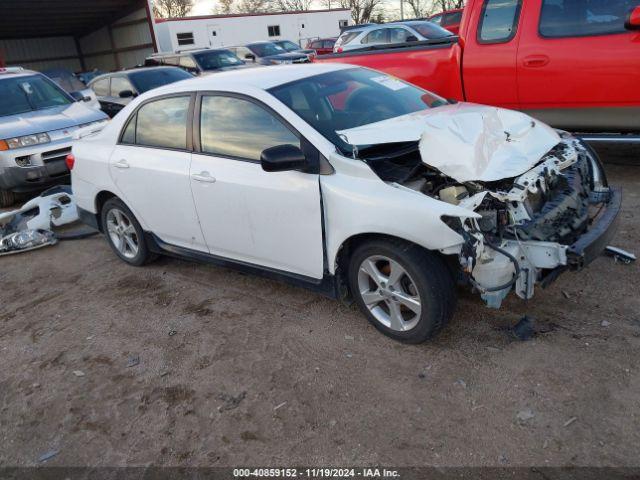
[[191, 171, 216, 183], [523, 55, 550, 68], [114, 159, 130, 169]]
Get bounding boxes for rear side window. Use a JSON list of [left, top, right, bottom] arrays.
[[310, 40, 322, 49], [478, 0, 522, 43], [338, 31, 360, 45], [128, 96, 190, 150], [92, 78, 110, 96], [200, 95, 299, 161], [539, 0, 635, 38], [323, 40, 335, 48], [444, 11, 463, 25]]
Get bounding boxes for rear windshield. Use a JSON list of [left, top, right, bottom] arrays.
[[405, 22, 454, 38], [0, 74, 71, 117], [193, 50, 245, 70], [128, 68, 193, 93], [337, 31, 360, 45]]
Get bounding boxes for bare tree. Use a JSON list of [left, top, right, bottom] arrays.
[[153, 0, 194, 18], [214, 0, 236, 14], [321, 0, 384, 24], [268, 0, 313, 11], [403, 0, 432, 18], [236, 0, 273, 13], [432, 0, 465, 12]]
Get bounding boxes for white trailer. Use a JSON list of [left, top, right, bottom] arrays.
[[155, 9, 352, 52]]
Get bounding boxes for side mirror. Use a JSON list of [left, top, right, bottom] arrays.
[[119, 89, 135, 98], [625, 6, 640, 30], [69, 91, 85, 102], [406, 35, 419, 42], [261, 144, 308, 172], [245, 53, 256, 61]]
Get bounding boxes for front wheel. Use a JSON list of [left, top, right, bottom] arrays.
[[101, 197, 155, 266], [348, 239, 456, 343]]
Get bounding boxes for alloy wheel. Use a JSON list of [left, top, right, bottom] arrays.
[[105, 208, 139, 259]]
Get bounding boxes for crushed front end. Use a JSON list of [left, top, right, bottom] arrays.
[[442, 137, 620, 307]]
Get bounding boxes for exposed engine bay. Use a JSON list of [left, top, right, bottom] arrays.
[[359, 135, 614, 308]]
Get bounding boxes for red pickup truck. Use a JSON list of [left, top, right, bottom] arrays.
[[317, 0, 640, 136]]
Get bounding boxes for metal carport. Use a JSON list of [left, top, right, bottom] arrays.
[[0, 0, 157, 72]]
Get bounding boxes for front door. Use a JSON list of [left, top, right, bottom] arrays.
[[207, 24, 221, 47], [516, 0, 640, 132], [110, 94, 207, 251], [461, 0, 523, 109], [189, 94, 324, 279]]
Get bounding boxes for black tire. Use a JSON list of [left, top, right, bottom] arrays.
[[348, 238, 456, 343], [0, 189, 15, 208], [100, 197, 156, 266]]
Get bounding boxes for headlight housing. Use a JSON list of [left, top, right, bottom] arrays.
[[4, 132, 51, 149]]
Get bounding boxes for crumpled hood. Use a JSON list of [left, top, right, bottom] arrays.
[[336, 103, 561, 182], [0, 102, 107, 139]]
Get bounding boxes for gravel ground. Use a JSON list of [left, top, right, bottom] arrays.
[[0, 151, 638, 469]]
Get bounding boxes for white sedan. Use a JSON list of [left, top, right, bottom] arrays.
[[70, 64, 620, 343]]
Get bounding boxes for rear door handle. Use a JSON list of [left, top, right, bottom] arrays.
[[191, 171, 216, 183], [523, 55, 550, 68], [114, 159, 130, 169]]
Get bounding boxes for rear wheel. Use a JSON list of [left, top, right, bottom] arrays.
[[0, 189, 16, 208], [348, 239, 456, 343], [101, 198, 155, 266]]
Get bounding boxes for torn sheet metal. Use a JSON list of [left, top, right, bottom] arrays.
[[0, 185, 78, 234], [336, 103, 561, 182]]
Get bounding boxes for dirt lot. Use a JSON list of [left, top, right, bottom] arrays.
[[0, 149, 639, 469]]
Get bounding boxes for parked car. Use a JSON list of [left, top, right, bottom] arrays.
[[76, 69, 104, 85], [42, 68, 100, 111], [0, 67, 107, 207], [227, 42, 310, 65], [71, 64, 619, 343], [145, 48, 253, 75], [319, 0, 640, 135], [88, 66, 193, 118], [306, 38, 337, 55], [429, 8, 464, 34], [333, 21, 453, 53], [272, 40, 317, 59]]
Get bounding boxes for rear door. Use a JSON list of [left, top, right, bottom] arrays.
[[189, 93, 324, 279], [516, 0, 640, 132], [461, 0, 523, 109], [110, 94, 207, 251]]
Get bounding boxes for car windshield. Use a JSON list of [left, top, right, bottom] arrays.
[[275, 41, 300, 51], [128, 68, 193, 93], [249, 43, 286, 57], [0, 74, 71, 117], [404, 21, 454, 38], [269, 67, 447, 153], [193, 50, 245, 70]]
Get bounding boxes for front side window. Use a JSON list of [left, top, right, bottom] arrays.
[[176, 32, 194, 46], [133, 96, 190, 150], [430, 14, 443, 25], [269, 67, 447, 153], [478, 0, 522, 43], [0, 75, 71, 117], [91, 78, 110, 96], [539, 0, 635, 38], [389, 28, 410, 43], [200, 96, 299, 161], [110, 76, 134, 96], [408, 22, 453, 38]]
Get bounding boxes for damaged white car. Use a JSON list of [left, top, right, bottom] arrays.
[[71, 64, 621, 343]]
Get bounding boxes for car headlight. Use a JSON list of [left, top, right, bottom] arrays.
[[2, 132, 51, 150]]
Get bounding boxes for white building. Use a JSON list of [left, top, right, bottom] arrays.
[[155, 9, 352, 52]]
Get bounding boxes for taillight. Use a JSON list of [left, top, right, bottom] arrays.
[[337, 47, 343, 53], [65, 154, 75, 170]]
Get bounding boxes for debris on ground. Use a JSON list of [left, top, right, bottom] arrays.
[[516, 409, 535, 423], [512, 316, 535, 341], [168, 330, 177, 337], [562, 291, 571, 299], [0, 186, 96, 256], [563, 416, 578, 427], [38, 450, 59, 463], [604, 246, 636, 265], [127, 356, 140, 368], [454, 379, 467, 388], [344, 335, 354, 341], [274, 401, 287, 411], [72, 370, 85, 377], [217, 391, 247, 412]]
